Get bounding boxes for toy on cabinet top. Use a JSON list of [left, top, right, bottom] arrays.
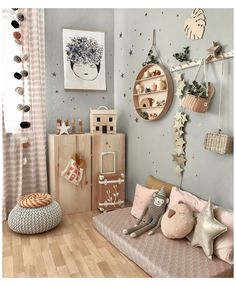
[[90, 106, 117, 134], [133, 63, 173, 121]]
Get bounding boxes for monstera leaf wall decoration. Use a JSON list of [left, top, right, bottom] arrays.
[[184, 8, 206, 40]]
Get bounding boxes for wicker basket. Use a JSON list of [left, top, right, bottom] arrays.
[[182, 83, 215, 113], [204, 132, 233, 154]]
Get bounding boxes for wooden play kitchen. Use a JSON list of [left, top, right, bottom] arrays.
[[133, 63, 173, 121], [48, 133, 125, 214]]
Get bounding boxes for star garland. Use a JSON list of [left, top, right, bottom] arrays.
[[172, 72, 189, 176], [172, 110, 188, 175]]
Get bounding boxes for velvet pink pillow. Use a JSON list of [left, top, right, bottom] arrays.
[[131, 184, 158, 219], [169, 186, 234, 264]]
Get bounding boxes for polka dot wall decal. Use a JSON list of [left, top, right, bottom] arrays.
[[145, 13, 147, 16], [134, 29, 136, 32], [52, 72, 56, 76], [148, 38, 150, 41], [177, 14, 179, 17], [129, 50, 133, 55], [102, 96, 105, 99], [119, 32, 123, 38], [121, 73, 124, 78], [139, 32, 142, 36], [123, 93, 126, 97], [56, 63, 59, 66], [135, 117, 139, 123], [55, 90, 58, 93], [129, 87, 131, 90], [161, 11, 164, 14], [169, 43, 172, 46]]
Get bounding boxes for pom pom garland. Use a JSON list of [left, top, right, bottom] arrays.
[[15, 87, 24, 95]]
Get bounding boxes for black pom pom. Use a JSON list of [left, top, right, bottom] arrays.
[[11, 20, 19, 29], [21, 70, 28, 77], [17, 13, 25, 22], [12, 8, 18, 11], [14, 72, 22, 80], [20, 121, 31, 128], [13, 55, 22, 63], [23, 105, 30, 112]]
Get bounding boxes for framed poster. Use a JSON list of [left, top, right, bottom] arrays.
[[62, 29, 106, 90]]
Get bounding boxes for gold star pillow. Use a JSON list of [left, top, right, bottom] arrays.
[[190, 199, 227, 259]]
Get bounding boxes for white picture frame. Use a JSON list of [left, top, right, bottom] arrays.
[[62, 29, 106, 90], [100, 152, 116, 174]]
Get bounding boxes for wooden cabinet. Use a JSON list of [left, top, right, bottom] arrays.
[[48, 134, 91, 215], [48, 133, 125, 213]]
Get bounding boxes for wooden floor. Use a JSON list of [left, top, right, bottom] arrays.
[[2, 210, 149, 278]]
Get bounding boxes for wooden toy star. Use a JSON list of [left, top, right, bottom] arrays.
[[178, 80, 186, 91], [174, 111, 183, 121], [206, 41, 222, 61], [175, 164, 184, 175], [174, 120, 184, 130], [174, 73, 182, 82], [176, 146, 185, 156], [58, 121, 71, 135], [175, 87, 183, 98], [180, 113, 188, 124], [176, 137, 186, 148]]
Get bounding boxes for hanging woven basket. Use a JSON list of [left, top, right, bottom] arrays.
[[182, 83, 215, 113], [204, 131, 233, 155]]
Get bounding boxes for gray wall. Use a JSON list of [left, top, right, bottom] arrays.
[[45, 8, 114, 134], [114, 8, 234, 209]]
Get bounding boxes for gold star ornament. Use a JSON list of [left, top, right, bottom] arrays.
[[191, 199, 227, 259]]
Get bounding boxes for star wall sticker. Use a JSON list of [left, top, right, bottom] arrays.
[[119, 32, 123, 38], [177, 155, 187, 167], [206, 41, 222, 61], [174, 73, 182, 82], [129, 50, 133, 56]]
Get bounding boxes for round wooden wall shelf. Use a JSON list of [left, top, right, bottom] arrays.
[[133, 63, 174, 121]]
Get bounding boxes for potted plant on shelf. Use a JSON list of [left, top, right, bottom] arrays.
[[182, 80, 215, 113]]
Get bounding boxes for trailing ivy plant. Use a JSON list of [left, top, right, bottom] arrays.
[[187, 80, 207, 98], [173, 46, 190, 62], [142, 49, 159, 66]]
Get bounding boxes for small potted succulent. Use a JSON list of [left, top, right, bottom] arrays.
[[182, 80, 215, 113]]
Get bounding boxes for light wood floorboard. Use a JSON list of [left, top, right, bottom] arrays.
[[2, 210, 150, 278]]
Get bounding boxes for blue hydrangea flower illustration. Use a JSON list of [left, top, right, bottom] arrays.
[[66, 36, 103, 81]]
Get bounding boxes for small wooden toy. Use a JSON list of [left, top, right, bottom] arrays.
[[90, 106, 116, 134], [78, 119, 83, 134], [71, 118, 76, 134]]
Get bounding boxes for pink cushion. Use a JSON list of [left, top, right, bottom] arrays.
[[131, 184, 158, 219], [169, 186, 234, 264]]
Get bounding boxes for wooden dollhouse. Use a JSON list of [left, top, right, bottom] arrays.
[[90, 106, 117, 134]]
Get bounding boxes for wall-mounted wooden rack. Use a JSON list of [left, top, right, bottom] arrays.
[[170, 51, 234, 73]]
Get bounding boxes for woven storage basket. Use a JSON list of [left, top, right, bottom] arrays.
[[204, 132, 233, 154], [182, 84, 215, 113]]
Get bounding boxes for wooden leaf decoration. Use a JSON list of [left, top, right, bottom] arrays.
[[184, 8, 206, 40]]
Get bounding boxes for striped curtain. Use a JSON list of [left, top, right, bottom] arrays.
[[2, 9, 48, 220]]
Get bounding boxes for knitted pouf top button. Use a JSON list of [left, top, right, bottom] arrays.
[[14, 72, 22, 80]]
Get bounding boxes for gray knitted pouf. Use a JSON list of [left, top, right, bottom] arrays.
[[8, 201, 62, 234]]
